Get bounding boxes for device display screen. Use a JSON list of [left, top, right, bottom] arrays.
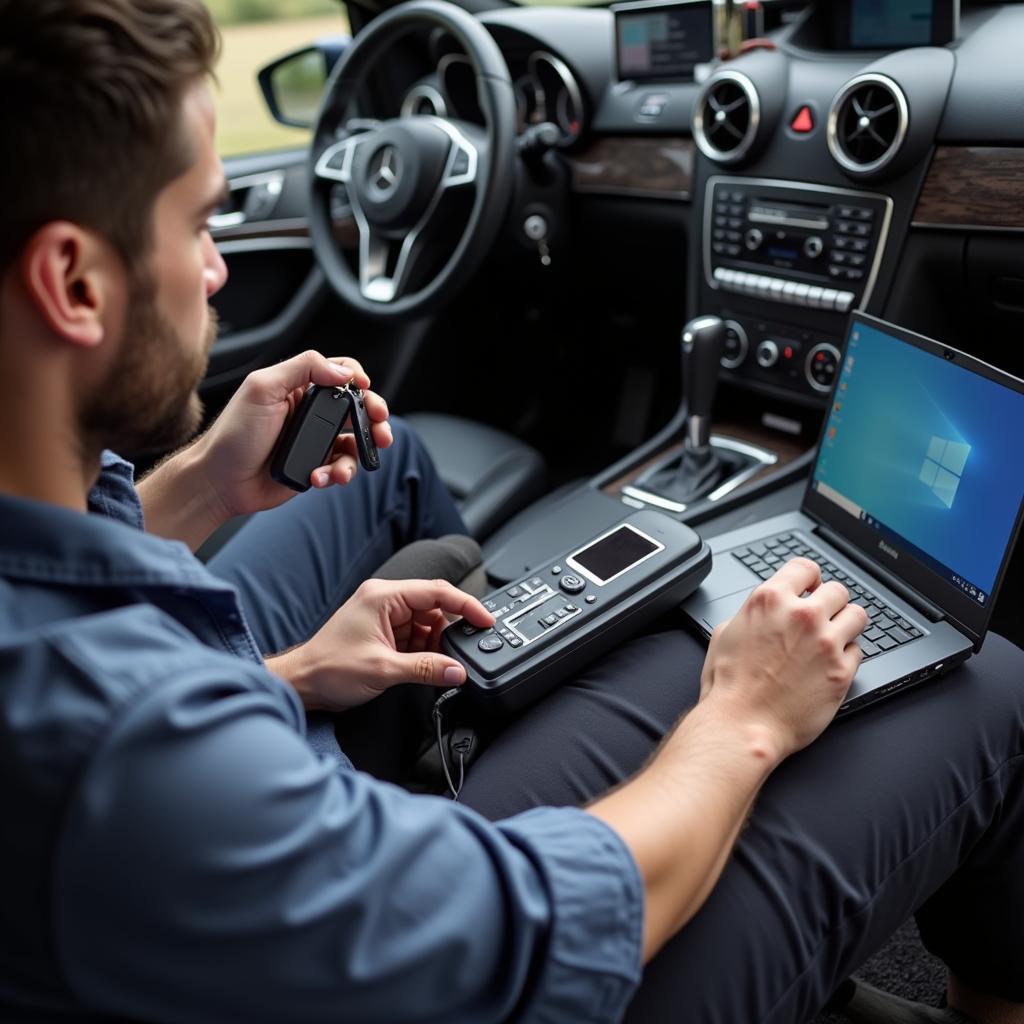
[[811, 318, 1024, 607], [570, 526, 662, 583], [834, 0, 958, 49], [615, 0, 714, 82]]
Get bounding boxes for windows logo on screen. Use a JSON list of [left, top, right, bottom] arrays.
[[919, 436, 971, 509]]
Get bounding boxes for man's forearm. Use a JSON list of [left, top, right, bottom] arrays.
[[588, 697, 781, 963], [136, 435, 227, 552]]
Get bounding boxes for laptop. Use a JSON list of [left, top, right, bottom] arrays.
[[682, 311, 1024, 714]]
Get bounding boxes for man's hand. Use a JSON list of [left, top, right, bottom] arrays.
[[267, 579, 495, 712], [138, 351, 393, 550], [589, 556, 867, 964], [195, 350, 394, 522], [699, 557, 868, 760]]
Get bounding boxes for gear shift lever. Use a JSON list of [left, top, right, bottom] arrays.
[[638, 315, 748, 507], [681, 316, 727, 457]]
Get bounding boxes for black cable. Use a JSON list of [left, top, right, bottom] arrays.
[[431, 688, 464, 800]]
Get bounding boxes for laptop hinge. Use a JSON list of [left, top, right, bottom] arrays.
[[812, 524, 945, 622]]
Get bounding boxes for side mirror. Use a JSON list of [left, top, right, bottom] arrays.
[[257, 36, 350, 129]]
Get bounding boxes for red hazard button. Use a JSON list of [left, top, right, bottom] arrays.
[[791, 105, 814, 133]]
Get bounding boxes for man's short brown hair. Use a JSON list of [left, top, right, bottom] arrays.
[[0, 0, 220, 271]]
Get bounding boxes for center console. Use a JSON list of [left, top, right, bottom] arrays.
[[704, 176, 893, 403]]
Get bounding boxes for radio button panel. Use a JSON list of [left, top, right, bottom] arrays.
[[704, 176, 893, 319]]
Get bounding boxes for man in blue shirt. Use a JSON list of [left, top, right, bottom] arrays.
[[1, 1, 1022, 1022]]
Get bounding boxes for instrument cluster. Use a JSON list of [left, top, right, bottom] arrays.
[[401, 48, 584, 147]]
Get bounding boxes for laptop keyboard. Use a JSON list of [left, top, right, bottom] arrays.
[[731, 532, 925, 659]]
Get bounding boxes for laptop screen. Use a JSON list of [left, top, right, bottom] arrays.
[[809, 316, 1024, 616]]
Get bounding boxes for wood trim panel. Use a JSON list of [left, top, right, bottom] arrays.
[[915, 147, 1024, 229], [569, 137, 694, 199]]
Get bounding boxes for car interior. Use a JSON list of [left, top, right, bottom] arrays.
[[192, 0, 1024, 1007], [201, 0, 1024, 650]]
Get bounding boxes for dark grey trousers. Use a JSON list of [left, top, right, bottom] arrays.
[[460, 627, 1024, 1022]]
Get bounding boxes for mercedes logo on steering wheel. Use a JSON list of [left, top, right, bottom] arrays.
[[368, 145, 401, 196]]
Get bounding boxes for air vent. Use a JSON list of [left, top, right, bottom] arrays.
[[827, 73, 908, 177], [693, 71, 760, 165]]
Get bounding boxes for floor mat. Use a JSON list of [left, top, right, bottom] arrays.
[[811, 919, 947, 1023]]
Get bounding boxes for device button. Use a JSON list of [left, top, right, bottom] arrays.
[[551, 565, 562, 574], [559, 574, 586, 594], [529, 576, 544, 588], [806, 285, 825, 309], [820, 288, 839, 310], [507, 636, 523, 648], [506, 585, 523, 599], [585, 595, 596, 605], [460, 622, 479, 636], [564, 603, 580, 612], [803, 235, 824, 259], [478, 634, 504, 653], [541, 613, 559, 627]]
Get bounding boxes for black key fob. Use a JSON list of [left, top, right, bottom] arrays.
[[348, 386, 380, 472], [269, 385, 350, 492]]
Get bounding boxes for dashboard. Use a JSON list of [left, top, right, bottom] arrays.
[[374, 0, 1024, 410]]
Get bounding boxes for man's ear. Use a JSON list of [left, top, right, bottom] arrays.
[[18, 222, 122, 349]]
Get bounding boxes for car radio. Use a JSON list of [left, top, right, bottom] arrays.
[[705, 176, 893, 315], [442, 511, 712, 713]]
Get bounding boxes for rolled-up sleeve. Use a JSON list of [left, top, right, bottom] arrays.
[[53, 668, 643, 1023]]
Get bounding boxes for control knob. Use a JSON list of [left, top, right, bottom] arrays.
[[806, 342, 841, 393], [804, 235, 824, 259], [756, 339, 780, 368], [744, 228, 763, 251], [721, 320, 749, 368]]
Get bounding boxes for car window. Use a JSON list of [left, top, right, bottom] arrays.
[[208, 0, 350, 157]]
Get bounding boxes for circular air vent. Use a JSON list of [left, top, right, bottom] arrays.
[[693, 71, 760, 165], [827, 73, 909, 177]]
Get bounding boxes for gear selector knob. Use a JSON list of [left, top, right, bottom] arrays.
[[681, 315, 727, 452]]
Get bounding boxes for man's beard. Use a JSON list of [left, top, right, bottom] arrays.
[[80, 271, 217, 457]]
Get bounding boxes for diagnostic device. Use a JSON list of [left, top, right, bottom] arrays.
[[443, 510, 712, 713]]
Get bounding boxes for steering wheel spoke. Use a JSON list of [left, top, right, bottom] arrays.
[[313, 136, 361, 184], [356, 224, 404, 303], [433, 118, 485, 190]]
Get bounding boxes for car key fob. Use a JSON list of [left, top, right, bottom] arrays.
[[347, 386, 380, 472], [269, 385, 350, 492]]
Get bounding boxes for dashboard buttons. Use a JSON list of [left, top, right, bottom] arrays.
[[744, 228, 763, 251], [721, 320, 749, 368], [713, 267, 854, 314], [806, 343, 841, 393], [803, 235, 824, 259], [756, 339, 780, 368], [790, 105, 815, 133], [478, 634, 505, 653], [559, 573, 586, 594]]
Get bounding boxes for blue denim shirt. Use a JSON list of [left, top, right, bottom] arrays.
[[0, 452, 643, 1022]]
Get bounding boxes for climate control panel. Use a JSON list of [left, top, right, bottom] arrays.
[[718, 312, 842, 401]]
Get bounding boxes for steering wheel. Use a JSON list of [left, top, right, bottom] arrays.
[[307, 0, 517, 319]]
